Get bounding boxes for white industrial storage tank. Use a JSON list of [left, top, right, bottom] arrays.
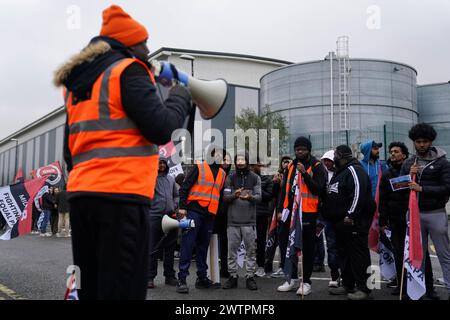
[[260, 52, 418, 158], [417, 82, 450, 155]]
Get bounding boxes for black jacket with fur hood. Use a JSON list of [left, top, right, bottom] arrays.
[[54, 36, 192, 205]]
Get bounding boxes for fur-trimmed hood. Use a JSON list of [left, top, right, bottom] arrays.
[[53, 40, 111, 87], [53, 36, 134, 100]]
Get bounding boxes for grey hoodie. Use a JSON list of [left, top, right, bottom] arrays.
[[401, 146, 450, 212], [149, 159, 179, 216], [224, 168, 262, 226]]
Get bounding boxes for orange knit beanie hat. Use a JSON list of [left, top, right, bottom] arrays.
[[100, 5, 149, 47]]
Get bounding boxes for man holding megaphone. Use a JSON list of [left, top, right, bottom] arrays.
[[54, 5, 193, 300], [176, 146, 227, 294]]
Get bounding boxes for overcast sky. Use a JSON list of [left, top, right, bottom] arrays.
[[1, 0, 449, 139]]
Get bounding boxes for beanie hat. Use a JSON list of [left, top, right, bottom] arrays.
[[335, 145, 353, 158], [294, 136, 312, 152], [100, 5, 149, 47]]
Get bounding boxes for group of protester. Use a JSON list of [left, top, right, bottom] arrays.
[[55, 5, 449, 300], [147, 123, 450, 301], [30, 185, 71, 238]]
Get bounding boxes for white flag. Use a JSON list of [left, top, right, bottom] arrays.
[[237, 240, 246, 268], [379, 241, 396, 281], [403, 226, 426, 300], [379, 230, 396, 281]]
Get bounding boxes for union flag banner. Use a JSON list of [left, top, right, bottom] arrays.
[[0, 177, 47, 240]]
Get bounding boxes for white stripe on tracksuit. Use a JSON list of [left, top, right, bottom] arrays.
[[348, 166, 360, 216]]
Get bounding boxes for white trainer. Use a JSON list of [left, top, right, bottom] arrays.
[[277, 279, 298, 292], [255, 267, 266, 278], [271, 268, 285, 278], [296, 282, 312, 296]]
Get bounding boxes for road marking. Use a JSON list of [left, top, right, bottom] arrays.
[[308, 277, 445, 288], [0, 283, 27, 300]]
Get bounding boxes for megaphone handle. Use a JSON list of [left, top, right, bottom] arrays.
[[150, 234, 169, 257], [187, 105, 196, 145]]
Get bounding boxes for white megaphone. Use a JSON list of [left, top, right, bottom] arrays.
[[161, 214, 195, 234], [150, 60, 228, 120]]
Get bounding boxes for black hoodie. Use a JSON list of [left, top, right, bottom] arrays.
[[322, 158, 375, 232], [378, 163, 409, 227]]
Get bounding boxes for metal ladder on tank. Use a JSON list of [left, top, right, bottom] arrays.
[[336, 36, 351, 146]]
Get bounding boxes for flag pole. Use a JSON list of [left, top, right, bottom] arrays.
[[400, 157, 417, 301], [300, 252, 304, 300], [399, 262, 406, 300]]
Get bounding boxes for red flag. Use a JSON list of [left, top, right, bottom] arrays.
[[17, 176, 48, 236], [159, 141, 176, 158], [14, 168, 24, 182], [408, 173, 423, 269], [368, 166, 382, 252], [31, 161, 64, 186]]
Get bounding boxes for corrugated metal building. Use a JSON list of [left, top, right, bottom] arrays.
[[0, 48, 291, 185]]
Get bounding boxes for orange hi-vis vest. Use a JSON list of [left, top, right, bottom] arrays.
[[283, 161, 320, 213], [187, 161, 226, 215], [65, 58, 160, 199]]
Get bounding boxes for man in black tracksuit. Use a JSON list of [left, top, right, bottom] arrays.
[[323, 145, 375, 300]]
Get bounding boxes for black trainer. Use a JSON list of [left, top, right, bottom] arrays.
[[195, 277, 214, 289], [220, 270, 230, 278], [425, 289, 440, 300], [176, 279, 189, 294], [223, 276, 238, 289], [313, 265, 326, 273], [391, 286, 401, 296], [246, 277, 258, 291]]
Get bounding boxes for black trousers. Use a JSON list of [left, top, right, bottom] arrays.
[[278, 216, 290, 270], [335, 222, 371, 293], [50, 209, 59, 234], [148, 215, 177, 280], [70, 197, 150, 300], [285, 213, 317, 283], [256, 215, 269, 268], [264, 222, 279, 273], [389, 218, 435, 291], [213, 214, 228, 274]]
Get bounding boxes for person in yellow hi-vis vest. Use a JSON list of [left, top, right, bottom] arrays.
[[54, 5, 192, 300], [275, 137, 327, 296], [176, 146, 226, 294]]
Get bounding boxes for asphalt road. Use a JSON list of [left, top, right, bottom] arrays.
[[0, 233, 447, 300]]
